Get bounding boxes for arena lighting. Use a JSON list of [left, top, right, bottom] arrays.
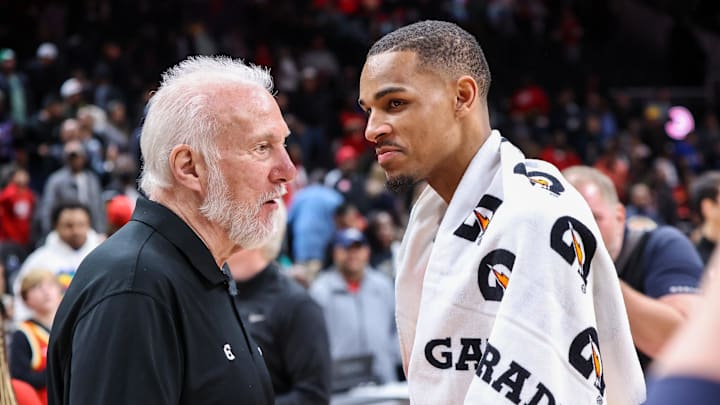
[[665, 106, 695, 140]]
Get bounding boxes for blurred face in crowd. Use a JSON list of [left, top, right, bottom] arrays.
[[359, 51, 463, 192], [702, 188, 720, 227], [24, 276, 63, 316], [200, 85, 296, 249], [372, 211, 396, 248], [56, 208, 91, 250], [334, 242, 370, 280], [574, 183, 626, 260], [11, 168, 30, 188]]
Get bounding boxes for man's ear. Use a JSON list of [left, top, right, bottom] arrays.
[[169, 144, 204, 193], [455, 75, 478, 117], [700, 198, 714, 221], [616, 202, 627, 225]]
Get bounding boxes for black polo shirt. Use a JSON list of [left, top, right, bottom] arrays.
[[47, 198, 274, 405]]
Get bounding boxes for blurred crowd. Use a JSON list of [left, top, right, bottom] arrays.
[[1, 0, 720, 401]]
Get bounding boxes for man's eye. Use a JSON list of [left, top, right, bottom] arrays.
[[389, 100, 404, 109]]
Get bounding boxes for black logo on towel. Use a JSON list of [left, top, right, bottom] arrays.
[[550, 216, 597, 293], [454, 194, 503, 243], [514, 162, 565, 197], [569, 327, 606, 397], [478, 249, 515, 302]]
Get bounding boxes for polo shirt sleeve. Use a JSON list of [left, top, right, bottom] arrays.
[[646, 376, 720, 405], [68, 292, 183, 405], [642, 226, 704, 298]]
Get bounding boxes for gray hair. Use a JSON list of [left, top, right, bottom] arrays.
[[562, 165, 619, 205], [139, 55, 274, 198]]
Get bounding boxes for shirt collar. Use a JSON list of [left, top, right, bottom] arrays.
[[130, 197, 226, 285]]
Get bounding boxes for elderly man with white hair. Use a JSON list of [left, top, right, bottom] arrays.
[[47, 56, 296, 405]]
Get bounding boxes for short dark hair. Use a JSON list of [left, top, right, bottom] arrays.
[[51, 201, 91, 228], [690, 171, 720, 221], [367, 20, 491, 97]]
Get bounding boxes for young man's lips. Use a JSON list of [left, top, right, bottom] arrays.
[[376, 147, 403, 165]]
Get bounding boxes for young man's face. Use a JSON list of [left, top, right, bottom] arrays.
[[359, 51, 462, 192]]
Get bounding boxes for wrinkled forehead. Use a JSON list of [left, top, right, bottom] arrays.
[[213, 85, 288, 145]]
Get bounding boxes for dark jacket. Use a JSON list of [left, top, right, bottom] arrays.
[[236, 263, 331, 405]]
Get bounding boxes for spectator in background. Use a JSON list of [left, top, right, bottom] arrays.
[[564, 166, 703, 370], [689, 171, 720, 264], [10, 269, 63, 405], [288, 171, 343, 280], [12, 201, 101, 321], [104, 194, 133, 237], [538, 130, 582, 171], [643, 248, 720, 405], [2, 310, 43, 405], [59, 78, 85, 118], [324, 146, 368, 214], [227, 202, 332, 405], [0, 167, 36, 249], [26, 43, 63, 109], [310, 228, 399, 386], [25, 95, 65, 193], [0, 49, 30, 129], [40, 140, 105, 235], [365, 210, 400, 280], [625, 182, 663, 227]]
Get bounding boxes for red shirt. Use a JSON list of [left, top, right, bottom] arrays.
[[0, 183, 36, 246]]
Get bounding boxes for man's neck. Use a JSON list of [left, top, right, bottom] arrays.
[[701, 223, 720, 243], [429, 122, 492, 204]]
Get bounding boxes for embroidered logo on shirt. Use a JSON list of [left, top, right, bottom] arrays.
[[248, 313, 266, 323], [223, 343, 236, 361]]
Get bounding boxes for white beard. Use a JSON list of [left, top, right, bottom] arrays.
[[200, 166, 284, 249]]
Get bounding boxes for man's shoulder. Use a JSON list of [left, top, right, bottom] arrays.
[[642, 225, 703, 265], [75, 220, 185, 295]]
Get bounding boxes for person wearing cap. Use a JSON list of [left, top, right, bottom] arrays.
[[309, 228, 400, 386], [26, 43, 63, 108], [9, 268, 63, 405], [40, 140, 105, 235], [58, 78, 84, 118], [0, 48, 30, 128]]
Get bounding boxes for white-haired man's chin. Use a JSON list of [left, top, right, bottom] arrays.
[[228, 207, 281, 250]]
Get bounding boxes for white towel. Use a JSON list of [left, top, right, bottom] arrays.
[[396, 131, 645, 404]]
